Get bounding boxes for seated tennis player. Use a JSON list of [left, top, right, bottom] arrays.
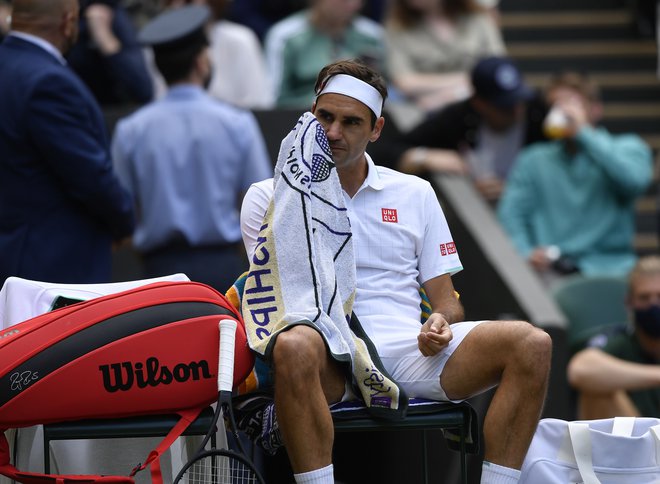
[[239, 59, 552, 484]]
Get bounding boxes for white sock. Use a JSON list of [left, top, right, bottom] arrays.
[[480, 461, 521, 484], [293, 464, 334, 484]]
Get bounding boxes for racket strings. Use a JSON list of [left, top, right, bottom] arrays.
[[179, 453, 259, 484]]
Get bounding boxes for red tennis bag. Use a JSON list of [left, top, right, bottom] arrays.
[[0, 281, 255, 484]]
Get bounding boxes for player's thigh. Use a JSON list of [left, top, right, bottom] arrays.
[[440, 320, 539, 400]]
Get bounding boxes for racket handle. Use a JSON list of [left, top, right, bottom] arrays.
[[218, 319, 238, 393]]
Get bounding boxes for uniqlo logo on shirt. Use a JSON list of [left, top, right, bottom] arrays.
[[381, 208, 398, 223], [440, 242, 457, 256]]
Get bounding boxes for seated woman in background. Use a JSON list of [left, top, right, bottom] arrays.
[[384, 0, 506, 125], [265, 0, 387, 109]]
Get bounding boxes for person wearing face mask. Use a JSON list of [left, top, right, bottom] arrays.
[[111, 5, 273, 293], [497, 71, 653, 288], [567, 255, 660, 419]]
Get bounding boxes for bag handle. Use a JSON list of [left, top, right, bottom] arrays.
[[568, 419, 660, 484], [129, 406, 204, 484], [612, 418, 660, 466], [611, 416, 635, 437], [567, 422, 601, 484], [0, 406, 204, 484], [0, 428, 133, 483], [651, 425, 660, 465]]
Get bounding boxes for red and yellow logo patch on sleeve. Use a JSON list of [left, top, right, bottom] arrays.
[[439, 242, 456, 256]]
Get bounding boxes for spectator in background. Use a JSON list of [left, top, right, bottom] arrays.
[[370, 56, 548, 203], [568, 255, 660, 419], [227, 0, 306, 43], [205, 0, 274, 109], [112, 4, 272, 293], [67, 0, 153, 106], [383, 0, 506, 128], [265, 0, 386, 109], [146, 0, 275, 108], [497, 71, 653, 287], [0, 0, 135, 285], [227, 0, 385, 43]]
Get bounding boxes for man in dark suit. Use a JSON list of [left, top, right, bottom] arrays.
[[0, 0, 135, 286]]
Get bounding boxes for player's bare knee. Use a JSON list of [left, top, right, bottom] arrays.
[[272, 326, 325, 379], [516, 323, 552, 376]]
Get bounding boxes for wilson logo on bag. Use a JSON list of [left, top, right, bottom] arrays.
[[99, 356, 213, 392], [0, 281, 255, 484]]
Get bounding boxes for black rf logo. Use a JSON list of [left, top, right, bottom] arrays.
[[99, 357, 212, 393], [362, 365, 391, 398]]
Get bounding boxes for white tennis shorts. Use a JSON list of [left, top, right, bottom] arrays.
[[378, 320, 486, 402]]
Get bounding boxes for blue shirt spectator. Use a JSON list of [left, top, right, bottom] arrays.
[[112, 5, 273, 291], [112, 85, 273, 253]]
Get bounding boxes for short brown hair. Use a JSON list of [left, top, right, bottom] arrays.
[[314, 59, 388, 126], [629, 255, 660, 294]]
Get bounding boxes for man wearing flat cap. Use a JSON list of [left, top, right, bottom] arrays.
[[112, 4, 273, 293]]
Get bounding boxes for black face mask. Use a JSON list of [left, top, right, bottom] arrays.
[[634, 304, 660, 338]]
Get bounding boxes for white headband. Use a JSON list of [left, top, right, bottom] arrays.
[[317, 74, 383, 118]]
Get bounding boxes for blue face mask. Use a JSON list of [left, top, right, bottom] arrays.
[[634, 304, 660, 339]]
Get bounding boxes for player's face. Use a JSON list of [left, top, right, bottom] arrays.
[[312, 93, 383, 172]]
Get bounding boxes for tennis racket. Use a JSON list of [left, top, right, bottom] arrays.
[[174, 319, 265, 484]]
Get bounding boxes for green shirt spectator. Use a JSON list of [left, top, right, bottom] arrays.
[[265, 4, 386, 109], [568, 256, 660, 419], [600, 331, 660, 417], [497, 71, 653, 284]]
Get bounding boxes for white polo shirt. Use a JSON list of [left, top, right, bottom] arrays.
[[240, 154, 462, 357]]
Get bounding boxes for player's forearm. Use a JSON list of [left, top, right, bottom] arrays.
[[424, 275, 465, 324], [432, 297, 464, 325]]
